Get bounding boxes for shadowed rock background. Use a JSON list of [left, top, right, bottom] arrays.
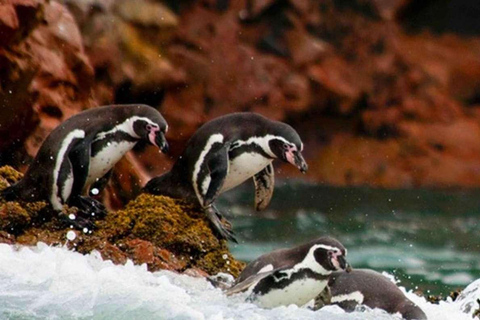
[[2, 0, 480, 209]]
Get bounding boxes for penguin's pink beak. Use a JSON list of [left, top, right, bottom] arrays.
[[148, 127, 169, 153], [285, 146, 308, 173], [331, 251, 351, 272]]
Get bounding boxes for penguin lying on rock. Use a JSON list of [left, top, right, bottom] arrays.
[[315, 269, 427, 320], [144, 112, 307, 242], [2, 104, 168, 230], [225, 236, 351, 308]]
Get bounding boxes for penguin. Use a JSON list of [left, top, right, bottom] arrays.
[[225, 236, 351, 308], [144, 112, 308, 242], [315, 269, 427, 320], [2, 104, 168, 229]]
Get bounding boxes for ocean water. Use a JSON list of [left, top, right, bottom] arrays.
[[222, 182, 480, 295], [0, 243, 476, 320], [1, 183, 480, 319]]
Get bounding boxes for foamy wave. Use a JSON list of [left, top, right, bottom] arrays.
[[0, 243, 473, 320]]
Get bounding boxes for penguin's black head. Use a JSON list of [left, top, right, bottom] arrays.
[[312, 237, 351, 273], [131, 110, 169, 153], [268, 123, 308, 173]]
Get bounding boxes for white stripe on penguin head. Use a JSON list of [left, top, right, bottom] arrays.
[[229, 134, 295, 158], [275, 244, 341, 281], [93, 116, 158, 141]]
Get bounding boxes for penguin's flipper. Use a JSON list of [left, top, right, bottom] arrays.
[[225, 269, 279, 296], [203, 145, 229, 207], [89, 169, 113, 196], [68, 138, 93, 198], [205, 205, 238, 243], [253, 163, 275, 211], [67, 137, 107, 219], [313, 286, 332, 310]]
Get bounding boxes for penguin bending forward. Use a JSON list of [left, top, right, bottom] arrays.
[[144, 112, 308, 242], [2, 104, 168, 229], [225, 236, 351, 308], [315, 269, 427, 319]]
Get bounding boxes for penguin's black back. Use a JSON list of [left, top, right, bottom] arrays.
[[329, 269, 427, 320]]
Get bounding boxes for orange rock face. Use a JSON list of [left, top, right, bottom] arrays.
[[0, 0, 94, 168], [4, 0, 480, 191]]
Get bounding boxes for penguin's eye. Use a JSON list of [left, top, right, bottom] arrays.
[[328, 249, 340, 257], [283, 144, 289, 150], [146, 124, 158, 131]]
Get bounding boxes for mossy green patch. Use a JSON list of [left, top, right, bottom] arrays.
[[105, 194, 245, 276], [0, 166, 245, 277], [0, 165, 23, 191]]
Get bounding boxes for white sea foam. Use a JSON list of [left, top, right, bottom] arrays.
[[0, 243, 474, 320]]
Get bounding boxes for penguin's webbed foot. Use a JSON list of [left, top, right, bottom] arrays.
[[69, 195, 107, 220], [205, 205, 238, 243]]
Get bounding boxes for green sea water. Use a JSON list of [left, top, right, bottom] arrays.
[[220, 181, 480, 296]]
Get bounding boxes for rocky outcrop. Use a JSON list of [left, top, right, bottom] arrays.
[[0, 0, 95, 168], [0, 166, 244, 277]]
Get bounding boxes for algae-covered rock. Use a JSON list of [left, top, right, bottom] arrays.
[[0, 167, 48, 234], [104, 194, 244, 276], [0, 166, 245, 277], [0, 165, 23, 190]]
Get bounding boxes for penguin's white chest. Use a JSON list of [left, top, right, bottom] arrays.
[[253, 278, 327, 309], [221, 153, 272, 192], [86, 141, 137, 186]]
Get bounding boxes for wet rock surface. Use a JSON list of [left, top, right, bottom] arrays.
[[0, 166, 244, 277]]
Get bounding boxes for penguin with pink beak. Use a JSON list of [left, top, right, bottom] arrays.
[[2, 104, 168, 230], [144, 112, 307, 242]]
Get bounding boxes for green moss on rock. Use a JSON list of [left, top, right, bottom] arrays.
[[0, 165, 23, 191], [0, 166, 245, 277], [105, 194, 245, 276]]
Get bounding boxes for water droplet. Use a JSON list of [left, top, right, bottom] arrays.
[[91, 188, 99, 195], [66, 230, 76, 241], [68, 214, 76, 220]]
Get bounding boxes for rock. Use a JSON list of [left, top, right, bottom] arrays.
[[0, 231, 15, 245], [0, 0, 95, 168], [65, 0, 184, 106], [0, 166, 245, 277], [5, 0, 480, 192], [97, 242, 128, 265], [125, 238, 155, 265], [113, 0, 178, 28]]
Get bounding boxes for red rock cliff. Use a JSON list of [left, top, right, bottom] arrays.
[[3, 0, 480, 194]]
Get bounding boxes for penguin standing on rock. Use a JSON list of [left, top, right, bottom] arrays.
[[2, 104, 169, 230], [225, 236, 351, 308], [144, 112, 308, 242]]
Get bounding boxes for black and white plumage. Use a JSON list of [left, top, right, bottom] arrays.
[[316, 269, 427, 320], [144, 112, 308, 242], [2, 104, 168, 229], [225, 236, 351, 308]]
